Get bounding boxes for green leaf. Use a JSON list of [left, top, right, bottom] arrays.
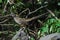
[[38, 30, 41, 37], [57, 28, 60, 32], [0, 0, 2, 3], [38, 30, 41, 35], [30, 37, 35, 40], [50, 25, 53, 32], [46, 18, 55, 24], [41, 26, 48, 33]]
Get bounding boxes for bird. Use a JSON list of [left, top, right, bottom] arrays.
[[10, 13, 48, 27]]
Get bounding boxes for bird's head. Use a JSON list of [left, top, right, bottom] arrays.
[[10, 13, 18, 17]]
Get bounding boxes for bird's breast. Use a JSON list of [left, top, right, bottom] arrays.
[[14, 18, 27, 25], [14, 18, 21, 24]]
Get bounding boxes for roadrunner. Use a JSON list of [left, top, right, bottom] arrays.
[[10, 13, 48, 27]]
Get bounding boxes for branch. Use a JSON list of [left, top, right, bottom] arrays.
[[37, 20, 44, 25], [19, 5, 47, 18], [19, 8, 30, 15], [0, 31, 15, 34], [28, 5, 47, 15], [0, 14, 11, 18], [26, 12, 48, 22], [46, 8, 58, 20], [3, 2, 8, 13], [0, 19, 9, 23], [27, 28, 38, 39], [26, 5, 47, 18], [3, 0, 14, 13], [0, 24, 14, 26]]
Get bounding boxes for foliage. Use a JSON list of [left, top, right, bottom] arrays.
[[38, 18, 60, 37], [0, 0, 2, 3], [0, 0, 60, 40]]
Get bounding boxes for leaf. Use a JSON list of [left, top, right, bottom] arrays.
[[0, 0, 2, 3], [46, 18, 55, 24], [38, 30, 41, 35], [56, 23, 60, 27], [38, 30, 41, 37], [41, 26, 48, 33], [49, 18, 55, 24], [57, 28, 60, 32], [50, 25, 53, 32]]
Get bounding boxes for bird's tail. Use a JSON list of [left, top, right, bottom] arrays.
[[26, 12, 48, 22]]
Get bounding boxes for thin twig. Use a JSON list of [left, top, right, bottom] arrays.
[[27, 28, 38, 39], [27, 28, 37, 34], [44, 15, 51, 21], [0, 31, 15, 34], [3, 0, 14, 13], [0, 19, 9, 23], [0, 14, 10, 18], [19, 8, 30, 15], [26, 5, 47, 18], [19, 5, 47, 18], [0, 14, 11, 18], [28, 5, 47, 15], [3, 2, 8, 13], [37, 20, 44, 25], [26, 12, 48, 22], [0, 24, 14, 26], [46, 8, 58, 20]]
